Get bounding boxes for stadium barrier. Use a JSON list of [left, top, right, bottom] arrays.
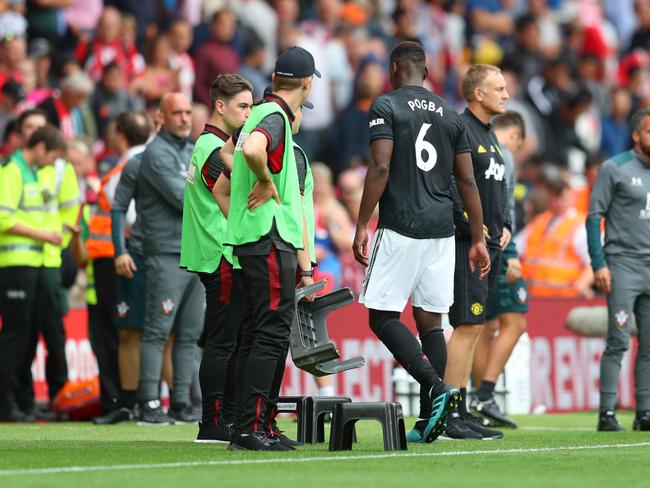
[[32, 296, 638, 413]]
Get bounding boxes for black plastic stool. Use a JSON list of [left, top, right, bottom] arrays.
[[277, 396, 352, 443], [329, 402, 407, 451], [309, 396, 352, 443], [275, 396, 310, 442]]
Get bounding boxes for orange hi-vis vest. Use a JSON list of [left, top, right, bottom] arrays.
[[521, 209, 586, 298], [85, 162, 124, 259]]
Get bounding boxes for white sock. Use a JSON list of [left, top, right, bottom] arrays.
[[318, 385, 335, 397]]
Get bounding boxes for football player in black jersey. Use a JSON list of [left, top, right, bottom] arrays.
[[353, 41, 490, 443], [444, 64, 513, 440]]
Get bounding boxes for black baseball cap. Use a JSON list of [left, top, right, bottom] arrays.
[[274, 46, 321, 79]]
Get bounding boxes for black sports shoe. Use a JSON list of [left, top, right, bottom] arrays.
[[229, 431, 292, 451], [268, 430, 299, 450], [440, 412, 483, 440], [195, 421, 234, 443], [421, 384, 462, 443], [633, 411, 650, 431], [470, 398, 517, 428], [463, 413, 504, 439], [0, 407, 30, 422], [22, 406, 57, 422], [597, 411, 625, 432], [137, 400, 175, 426], [169, 404, 200, 424], [93, 407, 135, 425]]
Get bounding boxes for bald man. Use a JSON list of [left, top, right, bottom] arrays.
[[135, 93, 203, 425]]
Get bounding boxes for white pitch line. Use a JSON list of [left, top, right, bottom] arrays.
[[520, 426, 594, 432], [1, 442, 650, 477]]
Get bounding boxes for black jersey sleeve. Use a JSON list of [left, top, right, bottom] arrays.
[[368, 96, 394, 142]]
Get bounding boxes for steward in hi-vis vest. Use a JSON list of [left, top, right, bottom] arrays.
[[0, 125, 66, 421]]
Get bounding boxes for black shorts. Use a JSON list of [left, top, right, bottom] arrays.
[[114, 252, 146, 330], [449, 240, 501, 327]]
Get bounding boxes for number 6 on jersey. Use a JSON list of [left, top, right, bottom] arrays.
[[415, 123, 437, 171]]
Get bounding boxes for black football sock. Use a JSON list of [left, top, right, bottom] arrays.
[[477, 380, 496, 401], [420, 328, 447, 378], [458, 388, 468, 416], [418, 328, 447, 418], [371, 317, 440, 393], [121, 389, 137, 410]]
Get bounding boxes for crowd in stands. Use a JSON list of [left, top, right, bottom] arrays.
[[0, 0, 648, 417]]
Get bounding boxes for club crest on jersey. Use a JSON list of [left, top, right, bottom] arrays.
[[471, 302, 484, 316], [116, 302, 130, 318], [161, 298, 175, 315], [517, 287, 527, 304], [614, 310, 629, 327], [477, 145, 487, 153]]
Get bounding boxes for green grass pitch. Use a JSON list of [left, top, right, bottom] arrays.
[[1, 413, 650, 487]]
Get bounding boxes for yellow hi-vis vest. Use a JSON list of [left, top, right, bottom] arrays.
[[0, 151, 46, 267], [39, 158, 81, 268]]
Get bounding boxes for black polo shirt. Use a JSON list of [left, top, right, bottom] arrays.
[[452, 108, 511, 248]]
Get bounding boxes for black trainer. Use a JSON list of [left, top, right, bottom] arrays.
[[440, 412, 483, 440], [93, 407, 136, 425], [463, 412, 504, 439], [268, 429, 299, 450], [22, 406, 57, 422], [470, 398, 517, 428], [229, 431, 292, 451], [633, 411, 650, 431], [195, 421, 234, 443], [597, 411, 625, 432], [0, 407, 30, 422], [137, 400, 175, 426], [169, 404, 200, 424]]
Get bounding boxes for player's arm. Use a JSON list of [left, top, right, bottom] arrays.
[[587, 160, 615, 293], [243, 124, 281, 208], [353, 97, 393, 266], [453, 151, 490, 277], [353, 139, 392, 266], [212, 173, 231, 217], [296, 209, 315, 301], [220, 137, 236, 171]]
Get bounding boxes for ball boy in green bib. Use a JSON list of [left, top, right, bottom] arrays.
[[180, 75, 254, 442]]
